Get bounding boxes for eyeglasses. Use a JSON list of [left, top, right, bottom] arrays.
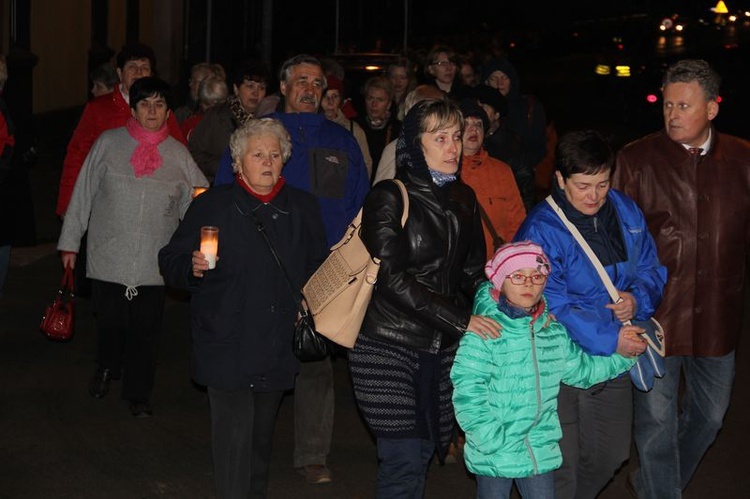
[[506, 273, 547, 285], [431, 60, 456, 68], [465, 118, 484, 129]]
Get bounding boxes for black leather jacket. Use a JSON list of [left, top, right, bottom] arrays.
[[359, 169, 487, 353]]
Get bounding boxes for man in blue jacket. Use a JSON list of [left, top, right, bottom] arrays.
[[215, 54, 370, 484]]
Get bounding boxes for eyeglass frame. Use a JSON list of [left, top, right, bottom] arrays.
[[430, 60, 456, 68], [505, 273, 548, 285]]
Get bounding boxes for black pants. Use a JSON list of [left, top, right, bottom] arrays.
[[91, 279, 165, 401], [74, 231, 92, 299], [208, 387, 284, 499]]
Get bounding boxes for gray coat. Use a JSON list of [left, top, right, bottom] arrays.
[[58, 127, 208, 289]]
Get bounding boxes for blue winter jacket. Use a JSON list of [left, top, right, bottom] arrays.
[[514, 189, 667, 355], [214, 112, 370, 246]]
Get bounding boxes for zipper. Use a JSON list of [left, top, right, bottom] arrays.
[[527, 318, 541, 474]]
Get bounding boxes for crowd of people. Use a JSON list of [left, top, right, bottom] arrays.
[[13, 36, 743, 499]]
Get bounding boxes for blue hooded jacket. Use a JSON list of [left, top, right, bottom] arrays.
[[514, 189, 667, 355]]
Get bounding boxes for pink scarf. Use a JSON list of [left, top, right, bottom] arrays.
[[126, 117, 170, 177]]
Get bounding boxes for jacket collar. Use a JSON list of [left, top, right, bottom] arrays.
[[230, 180, 289, 218]]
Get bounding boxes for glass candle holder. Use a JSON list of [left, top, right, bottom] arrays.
[[200, 226, 219, 269]]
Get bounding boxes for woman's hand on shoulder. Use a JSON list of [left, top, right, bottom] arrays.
[[466, 314, 502, 341]]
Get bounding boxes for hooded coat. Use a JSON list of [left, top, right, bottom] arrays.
[[480, 58, 547, 211]]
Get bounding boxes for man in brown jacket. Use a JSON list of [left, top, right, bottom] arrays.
[[613, 59, 750, 498]]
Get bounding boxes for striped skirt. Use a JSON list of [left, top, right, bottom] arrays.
[[348, 334, 457, 457]]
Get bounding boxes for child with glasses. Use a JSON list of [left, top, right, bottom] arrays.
[[450, 241, 638, 499]]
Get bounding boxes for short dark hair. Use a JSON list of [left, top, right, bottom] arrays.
[[89, 63, 118, 89], [129, 76, 174, 110], [116, 42, 156, 71], [232, 59, 271, 88], [556, 130, 613, 178], [662, 59, 721, 101]]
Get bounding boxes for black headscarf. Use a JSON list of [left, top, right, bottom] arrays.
[[395, 100, 462, 185]]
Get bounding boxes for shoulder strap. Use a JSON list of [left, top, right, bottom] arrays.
[[392, 179, 409, 227], [477, 202, 503, 250], [251, 212, 307, 316], [545, 196, 667, 353], [544, 195, 623, 306]]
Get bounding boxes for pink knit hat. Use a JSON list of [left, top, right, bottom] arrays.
[[485, 241, 551, 290]]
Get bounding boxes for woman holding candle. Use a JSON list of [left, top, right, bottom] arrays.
[[57, 77, 208, 417], [158, 117, 329, 499]]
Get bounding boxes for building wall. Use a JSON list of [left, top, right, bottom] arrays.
[[31, 0, 91, 113], [30, 0, 183, 114]]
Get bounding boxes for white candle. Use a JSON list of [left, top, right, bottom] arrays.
[[200, 226, 219, 270]]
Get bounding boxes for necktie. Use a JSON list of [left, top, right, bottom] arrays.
[[688, 147, 703, 156]]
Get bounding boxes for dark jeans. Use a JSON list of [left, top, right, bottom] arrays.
[[91, 279, 165, 400], [633, 353, 735, 499], [555, 375, 633, 499], [376, 437, 435, 499], [476, 472, 555, 499], [208, 387, 284, 499]]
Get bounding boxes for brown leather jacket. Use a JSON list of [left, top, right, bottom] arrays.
[[613, 129, 750, 356]]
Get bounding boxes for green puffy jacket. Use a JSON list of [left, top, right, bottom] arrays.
[[450, 280, 635, 478]]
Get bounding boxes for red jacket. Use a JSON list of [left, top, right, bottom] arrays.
[[56, 89, 185, 216]]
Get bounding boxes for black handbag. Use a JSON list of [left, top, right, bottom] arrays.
[[253, 214, 329, 362]]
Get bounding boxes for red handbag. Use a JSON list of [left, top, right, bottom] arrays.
[[40, 265, 75, 341]]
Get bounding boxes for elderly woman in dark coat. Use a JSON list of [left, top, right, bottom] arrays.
[[348, 99, 500, 499], [159, 117, 328, 499]]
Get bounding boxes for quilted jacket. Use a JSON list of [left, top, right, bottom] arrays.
[[451, 281, 635, 478]]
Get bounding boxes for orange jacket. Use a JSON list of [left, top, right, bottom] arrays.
[[461, 149, 526, 261]]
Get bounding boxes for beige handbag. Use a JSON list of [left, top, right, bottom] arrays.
[[302, 179, 409, 348]]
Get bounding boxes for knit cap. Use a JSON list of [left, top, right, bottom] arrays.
[[485, 241, 551, 290], [325, 74, 343, 93], [458, 98, 490, 131], [472, 84, 508, 118]]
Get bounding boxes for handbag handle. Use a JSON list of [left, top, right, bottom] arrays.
[[333, 179, 409, 253], [253, 178, 409, 315], [61, 265, 75, 296]]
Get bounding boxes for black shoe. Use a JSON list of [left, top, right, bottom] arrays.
[[129, 399, 153, 418], [88, 368, 115, 398]]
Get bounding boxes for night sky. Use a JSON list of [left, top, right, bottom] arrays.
[[279, 0, 750, 56]]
